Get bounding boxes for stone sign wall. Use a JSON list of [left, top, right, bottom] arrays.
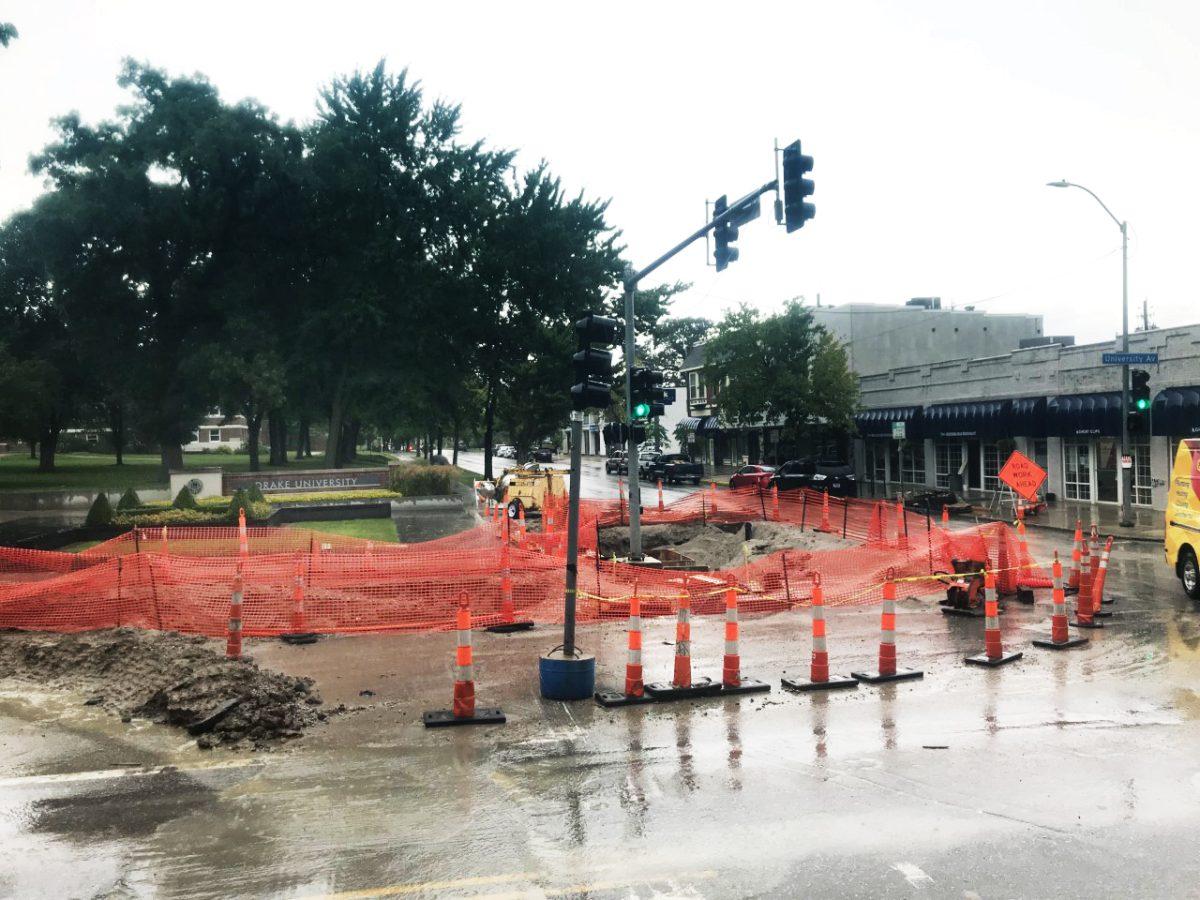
[[222, 467, 393, 495]]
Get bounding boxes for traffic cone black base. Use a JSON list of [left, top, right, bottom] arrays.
[[486, 621, 535, 633], [1070, 619, 1105, 630], [1031, 636, 1089, 650], [1015, 588, 1036, 604], [643, 678, 721, 700], [593, 690, 656, 708], [964, 650, 1023, 668], [851, 669, 923, 684], [782, 673, 858, 692], [717, 678, 771, 696], [1093, 610, 1114, 619], [280, 632, 319, 645], [941, 606, 986, 619], [423, 707, 506, 727]]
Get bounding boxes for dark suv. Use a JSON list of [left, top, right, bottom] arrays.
[[768, 458, 858, 497]]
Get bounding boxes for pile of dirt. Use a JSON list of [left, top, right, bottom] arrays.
[[0, 629, 324, 750], [597, 520, 852, 570]]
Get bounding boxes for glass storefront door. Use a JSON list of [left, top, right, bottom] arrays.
[[1095, 438, 1118, 503], [1063, 441, 1092, 501]]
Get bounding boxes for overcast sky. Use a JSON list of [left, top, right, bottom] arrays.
[[2, 1, 1198, 345]]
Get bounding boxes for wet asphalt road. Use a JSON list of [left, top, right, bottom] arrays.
[[2, 532, 1200, 898]]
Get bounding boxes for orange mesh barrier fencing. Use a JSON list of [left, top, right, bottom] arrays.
[[0, 488, 1050, 637]]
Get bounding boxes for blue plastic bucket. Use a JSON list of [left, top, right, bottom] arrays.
[[538, 649, 595, 701]]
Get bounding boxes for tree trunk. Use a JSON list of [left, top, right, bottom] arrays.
[[483, 380, 496, 481], [452, 419, 460, 466], [436, 429, 444, 458], [160, 442, 183, 476], [246, 407, 264, 472], [28, 440, 36, 459], [109, 403, 126, 466], [37, 422, 60, 472], [296, 415, 310, 460], [325, 367, 348, 469], [267, 410, 287, 467]]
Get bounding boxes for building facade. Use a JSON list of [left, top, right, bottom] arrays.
[[183, 413, 251, 452], [852, 323, 1200, 512]]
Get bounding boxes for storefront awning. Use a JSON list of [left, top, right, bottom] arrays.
[[1010, 396, 1048, 439], [925, 400, 1012, 439], [677, 415, 722, 434], [854, 406, 923, 440], [677, 417, 703, 431], [1047, 392, 1122, 437], [1152, 386, 1200, 436]]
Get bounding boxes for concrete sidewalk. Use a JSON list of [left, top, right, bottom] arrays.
[[977, 498, 1164, 543]]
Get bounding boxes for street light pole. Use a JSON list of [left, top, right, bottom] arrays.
[[623, 274, 643, 559], [1047, 179, 1134, 527]]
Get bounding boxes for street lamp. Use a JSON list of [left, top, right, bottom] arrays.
[[1046, 179, 1133, 527]]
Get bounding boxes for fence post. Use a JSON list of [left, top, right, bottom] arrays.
[[800, 491, 808, 531], [842, 497, 849, 539], [758, 484, 767, 521], [781, 551, 792, 606]]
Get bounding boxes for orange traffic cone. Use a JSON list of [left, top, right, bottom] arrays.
[[238, 507, 249, 560], [1071, 531, 1104, 630], [595, 585, 657, 707], [719, 581, 769, 695], [710, 481, 719, 514], [818, 490, 832, 532], [1066, 519, 1083, 594], [225, 564, 244, 659], [487, 541, 534, 633], [657, 479, 665, 511], [281, 555, 319, 645], [645, 585, 719, 699], [424, 591, 506, 727], [965, 569, 1022, 667], [771, 484, 780, 521], [853, 569, 924, 684], [783, 573, 857, 691], [1090, 535, 1115, 619], [1033, 552, 1088, 650], [941, 504, 950, 525]]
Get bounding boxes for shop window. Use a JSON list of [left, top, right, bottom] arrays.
[[900, 442, 925, 484], [1063, 441, 1091, 501], [982, 443, 1002, 491], [1132, 441, 1152, 507], [935, 442, 959, 488]]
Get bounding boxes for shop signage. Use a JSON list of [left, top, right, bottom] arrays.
[[891, 421, 906, 440], [998, 451, 1047, 502], [1102, 352, 1158, 365], [222, 467, 392, 495]]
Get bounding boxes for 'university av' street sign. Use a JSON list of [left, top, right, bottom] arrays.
[[1102, 352, 1158, 365]]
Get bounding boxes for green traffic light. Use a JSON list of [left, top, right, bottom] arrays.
[[1136, 398, 1150, 410], [633, 402, 651, 419]]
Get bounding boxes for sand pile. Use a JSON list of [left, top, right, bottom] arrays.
[[0, 628, 323, 750], [597, 520, 853, 569]]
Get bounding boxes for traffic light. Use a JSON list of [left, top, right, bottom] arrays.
[[780, 140, 815, 232], [1128, 368, 1151, 434], [630, 368, 668, 419], [571, 312, 621, 410], [713, 195, 739, 272]]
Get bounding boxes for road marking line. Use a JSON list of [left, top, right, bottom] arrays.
[[304, 870, 719, 900], [0, 758, 260, 789], [297, 872, 537, 898], [474, 870, 719, 899], [891, 862, 933, 888]]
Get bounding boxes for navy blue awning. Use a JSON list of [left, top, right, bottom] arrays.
[[855, 406, 923, 439], [925, 400, 1012, 439], [677, 417, 704, 431], [1152, 386, 1200, 436], [1047, 392, 1122, 437], [1010, 396, 1048, 439]]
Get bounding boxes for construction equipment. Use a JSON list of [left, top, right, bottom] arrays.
[[936, 558, 989, 616], [480, 463, 568, 519]]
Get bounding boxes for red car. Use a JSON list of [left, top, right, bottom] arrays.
[[728, 464, 775, 490]]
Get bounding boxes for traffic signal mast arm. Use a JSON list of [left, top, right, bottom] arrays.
[[624, 179, 778, 290]]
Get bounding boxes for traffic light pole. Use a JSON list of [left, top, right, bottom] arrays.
[[623, 180, 778, 560], [563, 410, 584, 654], [1119, 220, 1132, 528]]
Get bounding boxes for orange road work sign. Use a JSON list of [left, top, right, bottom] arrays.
[[998, 450, 1047, 502]]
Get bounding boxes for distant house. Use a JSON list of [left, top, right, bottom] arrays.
[[183, 412, 251, 452]]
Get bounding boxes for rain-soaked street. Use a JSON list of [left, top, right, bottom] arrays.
[[2, 531, 1199, 899]]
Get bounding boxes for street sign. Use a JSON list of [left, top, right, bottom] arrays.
[[1121, 455, 1133, 469], [998, 450, 1047, 502], [891, 421, 906, 440], [1102, 352, 1158, 365]]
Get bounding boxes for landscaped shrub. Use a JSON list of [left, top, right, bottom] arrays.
[[85, 493, 113, 526], [248, 484, 266, 503], [172, 486, 199, 510], [116, 487, 142, 510], [227, 488, 253, 520], [390, 464, 456, 496]]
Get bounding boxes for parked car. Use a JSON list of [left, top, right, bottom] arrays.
[[642, 452, 703, 485], [728, 464, 776, 490], [495, 444, 516, 459], [532, 447, 554, 463], [605, 450, 628, 475], [768, 458, 858, 497]]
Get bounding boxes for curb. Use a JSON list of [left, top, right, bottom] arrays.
[[972, 514, 1163, 545]]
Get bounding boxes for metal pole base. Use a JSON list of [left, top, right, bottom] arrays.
[[1032, 635, 1089, 650], [782, 674, 859, 692], [851, 668, 924, 685], [1015, 588, 1036, 605], [964, 651, 1023, 668], [717, 677, 771, 696], [643, 677, 722, 700], [486, 621, 535, 634], [423, 708, 506, 727], [1070, 619, 1105, 630], [594, 690, 657, 708]]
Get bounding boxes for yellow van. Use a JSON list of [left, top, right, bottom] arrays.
[[1165, 438, 1200, 599]]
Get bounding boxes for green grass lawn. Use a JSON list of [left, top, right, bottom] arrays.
[[284, 518, 399, 543], [0, 451, 392, 493], [58, 539, 105, 552]]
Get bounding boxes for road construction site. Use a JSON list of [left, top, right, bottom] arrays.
[[1, 487, 1199, 898]]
